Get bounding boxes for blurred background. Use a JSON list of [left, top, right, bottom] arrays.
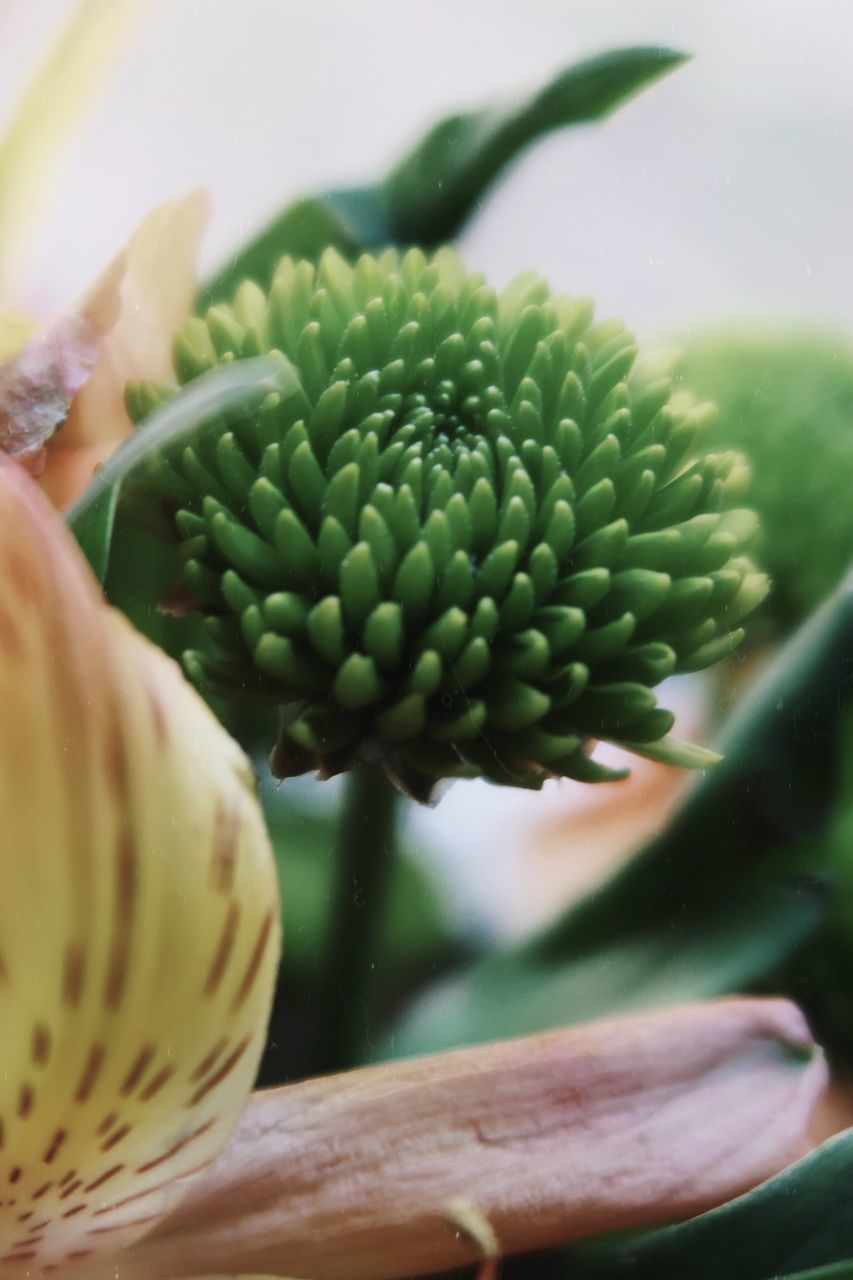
[[2, 0, 852, 339], [2, 0, 851, 941]]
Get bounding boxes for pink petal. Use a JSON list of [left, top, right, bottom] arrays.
[[0, 258, 121, 461], [117, 998, 826, 1280]]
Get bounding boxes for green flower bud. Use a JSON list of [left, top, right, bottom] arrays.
[[128, 248, 766, 798], [678, 330, 853, 634]]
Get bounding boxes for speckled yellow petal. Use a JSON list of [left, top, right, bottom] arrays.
[[0, 457, 280, 1274]]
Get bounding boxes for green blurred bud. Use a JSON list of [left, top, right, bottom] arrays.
[[678, 330, 853, 633]]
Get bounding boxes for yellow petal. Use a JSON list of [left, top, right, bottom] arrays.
[[41, 189, 210, 508], [0, 457, 280, 1273], [0, 307, 39, 362], [0, 0, 152, 298]]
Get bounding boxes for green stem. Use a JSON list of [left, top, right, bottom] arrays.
[[316, 763, 400, 1074]]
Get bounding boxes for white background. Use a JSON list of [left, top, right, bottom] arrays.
[[2, 0, 852, 341]]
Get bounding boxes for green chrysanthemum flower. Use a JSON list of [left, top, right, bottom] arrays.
[[678, 330, 853, 632], [127, 247, 766, 798]]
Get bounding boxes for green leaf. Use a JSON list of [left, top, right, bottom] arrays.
[[69, 482, 117, 583], [67, 354, 299, 575], [387, 574, 853, 1058], [630, 734, 721, 769], [555, 1132, 853, 1280], [383, 45, 688, 245], [781, 1267, 853, 1280], [202, 191, 389, 306], [261, 783, 453, 976], [203, 46, 687, 303]]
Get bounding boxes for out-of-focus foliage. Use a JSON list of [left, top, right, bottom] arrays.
[[254, 778, 460, 1083], [387, 574, 853, 1061], [261, 784, 452, 976], [770, 706, 853, 1063], [678, 331, 853, 632]]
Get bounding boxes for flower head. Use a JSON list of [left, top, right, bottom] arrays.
[[0, 457, 279, 1272], [127, 247, 767, 798]]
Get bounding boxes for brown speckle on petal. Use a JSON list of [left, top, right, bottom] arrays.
[[0, 459, 279, 1268]]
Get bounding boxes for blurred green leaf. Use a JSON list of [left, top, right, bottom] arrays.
[[678, 330, 853, 633], [387, 575, 853, 1058], [104, 519, 205, 663], [554, 1132, 853, 1280], [383, 45, 688, 245], [769, 708, 853, 1064], [204, 46, 687, 303], [203, 193, 379, 306], [69, 482, 116, 583], [781, 1266, 853, 1280], [262, 787, 453, 976]]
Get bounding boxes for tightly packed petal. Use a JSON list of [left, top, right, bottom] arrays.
[[0, 457, 279, 1274], [127, 247, 767, 797]]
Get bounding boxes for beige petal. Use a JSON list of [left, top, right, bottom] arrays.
[[118, 998, 825, 1280], [0, 458, 280, 1274], [811, 1076, 853, 1144], [515, 757, 691, 932], [41, 188, 210, 508]]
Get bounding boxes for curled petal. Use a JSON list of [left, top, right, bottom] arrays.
[[0, 458, 280, 1273], [122, 999, 824, 1280], [0, 259, 122, 465], [41, 189, 211, 508], [505, 747, 694, 936]]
